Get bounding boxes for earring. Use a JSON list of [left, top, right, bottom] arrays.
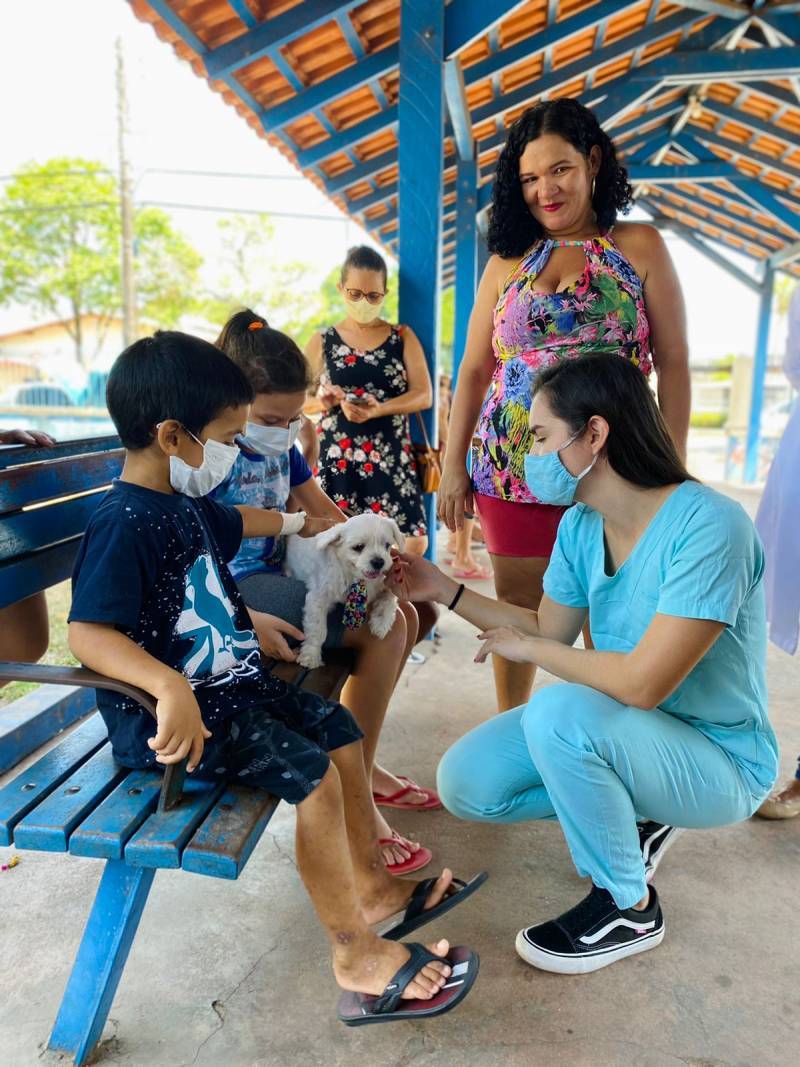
[[591, 176, 596, 200]]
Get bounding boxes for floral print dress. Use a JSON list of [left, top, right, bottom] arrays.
[[317, 325, 427, 536], [473, 232, 652, 503]]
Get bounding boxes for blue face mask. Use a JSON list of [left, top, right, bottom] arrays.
[[523, 427, 597, 506]]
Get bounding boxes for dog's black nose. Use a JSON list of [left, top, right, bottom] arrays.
[[369, 557, 385, 571]]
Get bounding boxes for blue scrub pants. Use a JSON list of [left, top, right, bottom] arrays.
[[437, 683, 759, 909]]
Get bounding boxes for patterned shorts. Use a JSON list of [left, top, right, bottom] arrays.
[[194, 689, 363, 805]]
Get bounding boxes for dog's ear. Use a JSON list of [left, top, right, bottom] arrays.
[[317, 524, 344, 550], [386, 518, 405, 550]]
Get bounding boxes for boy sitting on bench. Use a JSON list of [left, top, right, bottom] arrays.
[[66, 331, 482, 1026]]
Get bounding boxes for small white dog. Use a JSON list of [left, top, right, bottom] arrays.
[[284, 512, 404, 669]]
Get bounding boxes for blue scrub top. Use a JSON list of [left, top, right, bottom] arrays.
[[543, 481, 778, 795]]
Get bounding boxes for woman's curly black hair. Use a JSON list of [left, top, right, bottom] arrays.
[[487, 98, 633, 258]]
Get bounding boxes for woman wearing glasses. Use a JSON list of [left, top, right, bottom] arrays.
[[306, 245, 433, 556]]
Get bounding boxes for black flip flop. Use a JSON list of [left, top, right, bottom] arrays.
[[337, 943, 479, 1026], [382, 871, 488, 942]]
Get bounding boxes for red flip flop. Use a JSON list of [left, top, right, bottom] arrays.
[[452, 565, 492, 580], [379, 832, 432, 876], [373, 776, 443, 811]]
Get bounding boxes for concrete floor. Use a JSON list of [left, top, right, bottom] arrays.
[[1, 485, 798, 1067]]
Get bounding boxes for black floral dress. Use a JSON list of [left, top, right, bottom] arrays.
[[317, 325, 427, 537]]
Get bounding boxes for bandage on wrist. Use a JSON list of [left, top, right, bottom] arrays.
[[280, 511, 307, 535]]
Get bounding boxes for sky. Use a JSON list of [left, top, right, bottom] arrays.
[[0, 0, 790, 361]]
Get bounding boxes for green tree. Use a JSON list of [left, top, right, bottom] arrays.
[[0, 157, 201, 367], [201, 214, 325, 345]]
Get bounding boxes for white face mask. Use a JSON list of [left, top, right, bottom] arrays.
[[166, 427, 239, 497], [241, 418, 302, 457]]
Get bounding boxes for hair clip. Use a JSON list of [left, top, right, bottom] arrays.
[[248, 321, 265, 331]]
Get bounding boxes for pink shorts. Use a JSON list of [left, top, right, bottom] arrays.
[[474, 492, 566, 558]]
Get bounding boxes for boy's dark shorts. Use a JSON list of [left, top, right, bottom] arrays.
[[194, 688, 363, 805]]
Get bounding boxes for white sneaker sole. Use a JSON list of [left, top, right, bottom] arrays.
[[515, 925, 665, 975], [644, 826, 684, 883]]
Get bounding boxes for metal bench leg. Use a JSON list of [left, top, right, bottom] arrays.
[[48, 859, 156, 1065]]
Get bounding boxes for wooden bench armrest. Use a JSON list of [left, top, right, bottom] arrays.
[[0, 662, 185, 812], [0, 648, 356, 816]]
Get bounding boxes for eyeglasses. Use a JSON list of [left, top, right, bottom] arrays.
[[345, 287, 385, 305]]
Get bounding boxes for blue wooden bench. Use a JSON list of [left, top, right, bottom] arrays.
[[0, 436, 352, 1065]]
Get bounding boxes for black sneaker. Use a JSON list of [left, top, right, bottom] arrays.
[[638, 821, 683, 883], [516, 885, 664, 974]]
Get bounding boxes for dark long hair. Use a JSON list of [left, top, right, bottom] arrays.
[[488, 98, 633, 258], [215, 309, 312, 394], [533, 355, 694, 488]]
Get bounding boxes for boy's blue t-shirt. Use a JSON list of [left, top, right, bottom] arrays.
[[542, 480, 779, 796], [212, 445, 312, 580], [68, 479, 286, 767]]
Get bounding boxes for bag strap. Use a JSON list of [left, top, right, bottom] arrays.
[[414, 411, 433, 451]]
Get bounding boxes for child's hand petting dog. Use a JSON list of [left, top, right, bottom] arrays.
[[299, 516, 340, 538], [148, 677, 211, 773]]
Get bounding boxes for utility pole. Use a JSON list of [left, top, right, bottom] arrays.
[[116, 37, 137, 346]]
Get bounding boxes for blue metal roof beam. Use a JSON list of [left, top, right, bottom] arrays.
[[630, 44, 800, 84], [225, 1, 258, 29], [205, 1, 353, 78], [646, 185, 787, 252], [612, 100, 687, 143], [770, 239, 800, 267], [667, 0, 751, 17], [623, 132, 676, 165], [462, 0, 633, 87], [297, 108, 399, 168], [260, 45, 399, 134], [701, 98, 800, 153], [735, 178, 800, 235], [444, 0, 530, 57], [643, 205, 763, 289], [444, 58, 474, 160], [680, 126, 800, 187], [472, 10, 703, 126], [283, 0, 638, 162]]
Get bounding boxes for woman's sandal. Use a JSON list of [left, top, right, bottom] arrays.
[[337, 943, 480, 1026], [381, 871, 488, 940], [373, 776, 443, 811], [380, 831, 433, 876]]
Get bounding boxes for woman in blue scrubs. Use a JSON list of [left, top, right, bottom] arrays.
[[392, 353, 778, 975]]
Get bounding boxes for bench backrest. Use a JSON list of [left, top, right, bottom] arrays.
[[0, 436, 123, 609]]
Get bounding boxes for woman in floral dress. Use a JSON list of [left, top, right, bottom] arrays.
[[305, 245, 432, 555], [439, 98, 691, 713]]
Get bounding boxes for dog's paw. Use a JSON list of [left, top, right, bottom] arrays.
[[297, 645, 324, 670]]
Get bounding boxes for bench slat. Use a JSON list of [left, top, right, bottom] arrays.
[[0, 435, 121, 471], [69, 769, 163, 860], [0, 493, 104, 560], [13, 745, 128, 852], [124, 779, 226, 869], [0, 450, 122, 513], [0, 539, 80, 609], [181, 786, 280, 880], [0, 685, 96, 774], [0, 715, 109, 846]]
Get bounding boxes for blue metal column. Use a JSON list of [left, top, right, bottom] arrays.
[[744, 266, 775, 484], [48, 859, 157, 1065], [453, 153, 478, 386], [398, 0, 445, 559]]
